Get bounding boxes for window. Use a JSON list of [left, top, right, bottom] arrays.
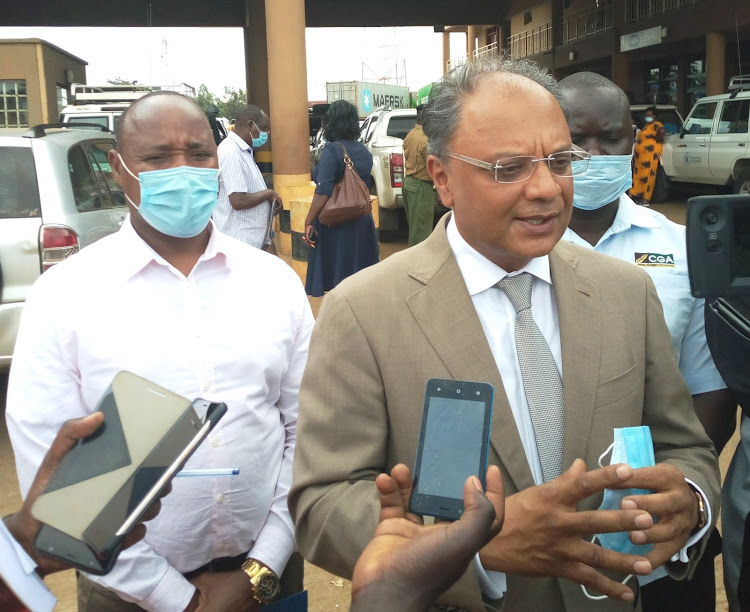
[[364, 116, 379, 143], [68, 143, 126, 212], [523, 11, 532, 25], [385, 116, 417, 140], [67, 116, 110, 129], [0, 147, 41, 218], [85, 141, 126, 208], [0, 80, 29, 128], [683, 102, 717, 135], [57, 86, 68, 116], [717, 100, 750, 135]]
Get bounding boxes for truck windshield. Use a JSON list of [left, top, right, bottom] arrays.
[[67, 116, 110, 129], [0, 147, 41, 218]]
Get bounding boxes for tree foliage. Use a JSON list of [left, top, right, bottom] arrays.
[[106, 77, 136, 86], [195, 84, 247, 120]]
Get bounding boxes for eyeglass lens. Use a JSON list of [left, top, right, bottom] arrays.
[[494, 152, 589, 183]]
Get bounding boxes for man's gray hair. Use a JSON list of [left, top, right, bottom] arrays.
[[423, 57, 567, 157]]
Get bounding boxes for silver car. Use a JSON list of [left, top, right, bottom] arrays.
[[0, 124, 128, 370]]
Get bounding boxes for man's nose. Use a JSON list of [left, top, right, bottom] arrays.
[[524, 160, 562, 200], [581, 139, 603, 156]]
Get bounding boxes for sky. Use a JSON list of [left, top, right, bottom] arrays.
[[0, 26, 468, 100]]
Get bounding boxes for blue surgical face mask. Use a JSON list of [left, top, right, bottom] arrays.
[[572, 154, 633, 210], [251, 121, 269, 148], [582, 426, 656, 601], [119, 155, 219, 238], [644, 116, 655, 123]]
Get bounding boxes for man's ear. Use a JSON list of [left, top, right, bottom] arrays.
[[108, 148, 126, 188], [427, 155, 454, 209]]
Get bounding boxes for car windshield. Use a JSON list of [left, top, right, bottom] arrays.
[[0, 146, 41, 218], [386, 115, 417, 140], [633, 108, 683, 135]]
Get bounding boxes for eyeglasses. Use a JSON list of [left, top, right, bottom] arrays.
[[442, 145, 591, 184]]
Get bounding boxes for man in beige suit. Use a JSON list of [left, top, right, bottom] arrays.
[[289, 58, 720, 611]]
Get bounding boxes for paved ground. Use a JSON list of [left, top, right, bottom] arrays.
[[0, 197, 739, 610]]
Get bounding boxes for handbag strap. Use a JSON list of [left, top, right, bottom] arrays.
[[334, 141, 354, 167]]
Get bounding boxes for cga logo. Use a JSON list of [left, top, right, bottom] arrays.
[[635, 252, 675, 267], [684, 152, 691, 165], [362, 89, 372, 113]]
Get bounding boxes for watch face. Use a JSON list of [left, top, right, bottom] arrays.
[[257, 573, 280, 601]]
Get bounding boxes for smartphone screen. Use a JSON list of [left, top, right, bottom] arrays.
[[409, 379, 493, 520]]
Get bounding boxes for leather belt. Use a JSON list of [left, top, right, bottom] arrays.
[[183, 551, 248, 580]]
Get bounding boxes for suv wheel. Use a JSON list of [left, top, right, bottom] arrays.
[[735, 170, 750, 195]]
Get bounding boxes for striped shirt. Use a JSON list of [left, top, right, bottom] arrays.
[[214, 131, 271, 248]]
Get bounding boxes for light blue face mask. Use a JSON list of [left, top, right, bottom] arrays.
[[119, 155, 219, 238], [573, 154, 633, 211], [582, 425, 656, 600], [251, 121, 269, 148]]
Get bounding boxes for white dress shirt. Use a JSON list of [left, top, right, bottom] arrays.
[[6, 218, 313, 612], [0, 521, 56, 612], [214, 131, 272, 248], [445, 217, 711, 598]]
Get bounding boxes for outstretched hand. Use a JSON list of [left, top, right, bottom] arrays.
[[4, 413, 168, 576], [479, 458, 655, 601], [350, 463, 504, 611]]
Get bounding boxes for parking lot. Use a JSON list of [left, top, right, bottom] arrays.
[[0, 197, 740, 611]]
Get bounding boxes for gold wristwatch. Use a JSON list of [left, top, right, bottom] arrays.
[[694, 491, 707, 530], [241, 559, 280, 604]]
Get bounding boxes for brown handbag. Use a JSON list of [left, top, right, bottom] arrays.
[[318, 142, 372, 226]]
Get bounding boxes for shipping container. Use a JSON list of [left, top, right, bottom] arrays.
[[325, 81, 410, 119]]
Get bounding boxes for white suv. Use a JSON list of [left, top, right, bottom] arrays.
[[661, 82, 750, 194], [0, 125, 128, 369], [359, 107, 417, 234]]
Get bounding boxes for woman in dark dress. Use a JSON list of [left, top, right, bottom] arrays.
[[304, 100, 379, 297]]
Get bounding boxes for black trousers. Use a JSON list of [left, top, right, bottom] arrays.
[[640, 528, 721, 612]]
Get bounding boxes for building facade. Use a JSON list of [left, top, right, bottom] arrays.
[[0, 39, 87, 128], [443, 0, 750, 116]]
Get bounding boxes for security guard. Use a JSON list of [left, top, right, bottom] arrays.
[[402, 104, 436, 246], [558, 71, 735, 612]]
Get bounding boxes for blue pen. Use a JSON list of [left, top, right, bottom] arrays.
[[176, 468, 240, 477]]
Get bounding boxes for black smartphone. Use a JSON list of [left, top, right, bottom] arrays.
[[32, 372, 228, 574], [409, 379, 493, 521]]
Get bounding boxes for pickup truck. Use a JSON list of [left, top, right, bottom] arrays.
[[661, 87, 750, 195], [359, 107, 417, 237]]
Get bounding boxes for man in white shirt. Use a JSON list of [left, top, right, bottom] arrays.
[[6, 91, 313, 612], [289, 58, 720, 611], [558, 71, 735, 612], [213, 104, 282, 249]]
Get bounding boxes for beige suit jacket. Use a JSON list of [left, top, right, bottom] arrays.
[[289, 216, 720, 611]]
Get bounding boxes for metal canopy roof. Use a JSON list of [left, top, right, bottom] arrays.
[[2, 0, 503, 28]]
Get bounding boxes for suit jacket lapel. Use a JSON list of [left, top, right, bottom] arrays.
[[405, 219, 536, 493], [550, 243, 602, 471]]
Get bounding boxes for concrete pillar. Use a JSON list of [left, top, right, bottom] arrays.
[[611, 0, 628, 95], [467, 25, 477, 60], [265, 0, 315, 270], [611, 52, 629, 92], [244, 0, 272, 177], [550, 0, 563, 50], [706, 31, 726, 97], [443, 31, 451, 74]]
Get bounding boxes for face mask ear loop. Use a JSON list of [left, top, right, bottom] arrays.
[[580, 549, 634, 602], [117, 153, 140, 182], [598, 442, 615, 468], [117, 153, 141, 210]]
